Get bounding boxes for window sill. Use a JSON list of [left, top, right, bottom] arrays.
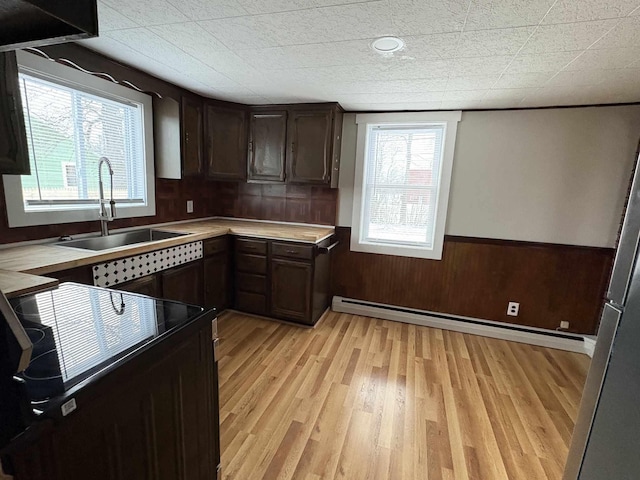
[[3, 199, 156, 228], [350, 238, 444, 260]]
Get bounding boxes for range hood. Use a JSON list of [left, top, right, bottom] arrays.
[[0, 0, 98, 52]]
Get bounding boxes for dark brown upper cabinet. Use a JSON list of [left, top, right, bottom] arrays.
[[205, 104, 247, 180], [247, 111, 287, 183], [286, 109, 333, 185], [0, 51, 30, 175], [181, 96, 204, 177], [247, 103, 343, 187], [155, 95, 204, 179]]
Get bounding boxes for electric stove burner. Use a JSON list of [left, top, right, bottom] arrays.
[[24, 327, 45, 345], [20, 349, 64, 400], [10, 298, 42, 323], [23, 350, 63, 381]]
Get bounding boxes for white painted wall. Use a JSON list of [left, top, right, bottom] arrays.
[[338, 106, 640, 248]]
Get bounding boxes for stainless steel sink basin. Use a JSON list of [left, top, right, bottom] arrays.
[[56, 229, 188, 251]]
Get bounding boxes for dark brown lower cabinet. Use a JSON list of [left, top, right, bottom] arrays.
[[161, 261, 204, 306], [203, 236, 231, 312], [115, 274, 160, 297], [233, 236, 334, 326], [271, 258, 312, 322], [2, 313, 219, 480], [49, 266, 93, 285], [204, 255, 229, 311], [234, 238, 269, 316]]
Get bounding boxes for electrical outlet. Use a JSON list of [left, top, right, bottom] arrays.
[[560, 321, 570, 330], [186, 200, 194, 214], [507, 302, 519, 316]]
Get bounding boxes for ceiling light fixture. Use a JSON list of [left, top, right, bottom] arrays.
[[371, 36, 405, 55]]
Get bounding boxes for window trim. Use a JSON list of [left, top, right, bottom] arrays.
[[351, 111, 461, 260], [3, 50, 156, 228]]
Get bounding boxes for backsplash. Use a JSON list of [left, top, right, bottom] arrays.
[[213, 182, 337, 226], [0, 178, 337, 245], [0, 176, 217, 245]]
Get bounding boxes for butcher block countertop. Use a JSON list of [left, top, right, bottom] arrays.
[[0, 218, 334, 297], [0, 270, 59, 298]]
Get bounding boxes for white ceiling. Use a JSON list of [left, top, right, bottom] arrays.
[[80, 0, 640, 111]]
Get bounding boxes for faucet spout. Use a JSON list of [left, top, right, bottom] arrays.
[[98, 157, 116, 236]]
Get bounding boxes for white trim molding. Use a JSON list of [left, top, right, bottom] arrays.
[[332, 296, 593, 355], [351, 111, 461, 260], [3, 50, 156, 228]]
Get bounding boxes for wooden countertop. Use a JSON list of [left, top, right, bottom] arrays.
[[0, 270, 59, 298], [0, 218, 334, 285]]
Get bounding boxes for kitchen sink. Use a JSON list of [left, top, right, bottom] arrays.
[[55, 229, 188, 251]]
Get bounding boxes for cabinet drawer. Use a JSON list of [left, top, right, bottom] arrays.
[[235, 291, 267, 315], [236, 253, 267, 274], [236, 273, 266, 294], [236, 238, 267, 255], [203, 236, 228, 257], [272, 242, 314, 260]]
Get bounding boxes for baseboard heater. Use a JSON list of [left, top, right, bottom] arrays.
[[332, 296, 594, 356]]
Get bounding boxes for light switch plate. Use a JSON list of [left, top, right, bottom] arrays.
[[186, 200, 194, 213]]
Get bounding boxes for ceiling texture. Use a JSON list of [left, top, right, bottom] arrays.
[[80, 0, 640, 111]]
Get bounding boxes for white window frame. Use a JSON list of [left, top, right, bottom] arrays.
[[3, 50, 156, 228], [351, 111, 461, 260]]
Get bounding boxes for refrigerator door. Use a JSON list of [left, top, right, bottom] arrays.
[[607, 154, 640, 306], [563, 303, 620, 479], [578, 302, 640, 478]]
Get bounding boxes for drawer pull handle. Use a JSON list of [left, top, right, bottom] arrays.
[[285, 249, 297, 254]]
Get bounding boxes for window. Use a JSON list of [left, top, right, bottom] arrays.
[[351, 112, 461, 260], [3, 51, 155, 227], [62, 162, 78, 188]]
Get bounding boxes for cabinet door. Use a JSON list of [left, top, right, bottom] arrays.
[[161, 261, 203, 306], [204, 253, 229, 311], [116, 274, 159, 297], [247, 111, 287, 183], [51, 266, 93, 285], [0, 51, 30, 175], [181, 96, 203, 177], [271, 258, 313, 322], [206, 105, 247, 180], [287, 109, 332, 184]]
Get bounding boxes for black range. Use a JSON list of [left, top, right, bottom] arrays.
[[8, 283, 205, 411]]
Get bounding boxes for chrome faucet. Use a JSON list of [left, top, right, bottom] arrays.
[[98, 157, 116, 236]]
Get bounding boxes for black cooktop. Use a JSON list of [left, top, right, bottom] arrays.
[[9, 283, 204, 404]]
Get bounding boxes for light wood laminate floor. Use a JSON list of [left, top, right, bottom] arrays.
[[217, 311, 590, 480]]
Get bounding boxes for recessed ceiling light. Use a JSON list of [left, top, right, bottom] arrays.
[[371, 36, 405, 54]]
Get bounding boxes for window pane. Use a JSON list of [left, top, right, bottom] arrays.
[[363, 125, 444, 248], [18, 73, 146, 209]]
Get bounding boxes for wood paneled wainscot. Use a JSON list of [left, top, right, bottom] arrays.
[[331, 227, 614, 334]]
